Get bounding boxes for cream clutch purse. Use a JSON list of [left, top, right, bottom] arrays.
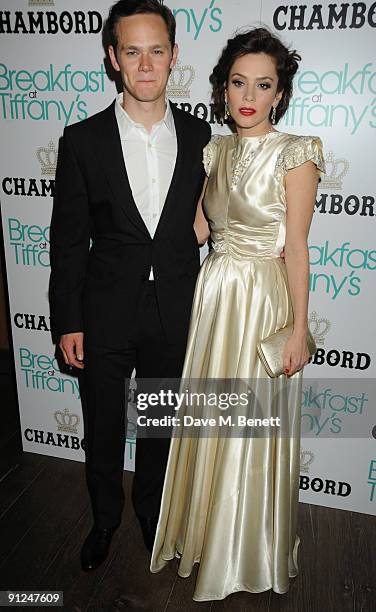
[[257, 324, 317, 378]]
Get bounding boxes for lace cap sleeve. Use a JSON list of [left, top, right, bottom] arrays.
[[203, 135, 222, 176], [275, 135, 325, 182]]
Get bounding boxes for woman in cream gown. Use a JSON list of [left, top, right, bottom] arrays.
[[150, 28, 325, 601]]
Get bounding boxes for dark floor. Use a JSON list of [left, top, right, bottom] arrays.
[[0, 350, 375, 612]]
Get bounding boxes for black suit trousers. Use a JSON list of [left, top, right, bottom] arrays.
[[79, 280, 188, 528]]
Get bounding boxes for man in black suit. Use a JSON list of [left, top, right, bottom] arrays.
[[49, 0, 210, 571]]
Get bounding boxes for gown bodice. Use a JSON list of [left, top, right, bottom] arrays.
[[203, 132, 325, 259]]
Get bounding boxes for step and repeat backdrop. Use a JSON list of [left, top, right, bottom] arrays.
[[0, 0, 375, 515]]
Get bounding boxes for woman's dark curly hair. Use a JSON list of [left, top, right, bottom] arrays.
[[210, 27, 301, 125]]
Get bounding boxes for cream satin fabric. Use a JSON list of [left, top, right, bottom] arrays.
[[150, 132, 325, 601]]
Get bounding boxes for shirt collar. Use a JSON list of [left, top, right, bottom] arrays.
[[115, 92, 175, 138]]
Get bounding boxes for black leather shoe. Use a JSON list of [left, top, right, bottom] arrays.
[[137, 516, 158, 553], [81, 526, 116, 572]]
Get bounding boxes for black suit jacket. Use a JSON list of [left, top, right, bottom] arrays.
[[49, 101, 211, 347]]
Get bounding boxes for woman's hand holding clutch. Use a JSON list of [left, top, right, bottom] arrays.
[[282, 330, 311, 376]]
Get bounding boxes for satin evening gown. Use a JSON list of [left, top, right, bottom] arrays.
[[150, 132, 325, 601]]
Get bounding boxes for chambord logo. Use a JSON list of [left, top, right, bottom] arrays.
[[54, 407, 80, 434], [37, 141, 58, 176], [308, 309, 370, 370], [309, 311, 331, 346], [319, 151, 349, 191], [29, 0, 54, 5], [0, 4, 101, 36], [23, 405, 83, 450], [300, 450, 315, 473], [2, 140, 56, 198], [167, 60, 195, 98]]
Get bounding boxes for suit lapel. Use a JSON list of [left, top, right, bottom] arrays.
[[154, 102, 186, 239], [96, 102, 151, 237], [96, 101, 188, 239]]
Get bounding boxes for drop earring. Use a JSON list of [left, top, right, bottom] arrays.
[[224, 94, 230, 120], [271, 106, 277, 124]]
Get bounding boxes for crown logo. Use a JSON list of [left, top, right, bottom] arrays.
[[127, 378, 138, 407], [36, 141, 57, 176], [167, 61, 195, 98], [54, 408, 80, 434], [309, 311, 331, 346], [319, 151, 349, 190], [300, 450, 315, 473], [29, 0, 54, 6]]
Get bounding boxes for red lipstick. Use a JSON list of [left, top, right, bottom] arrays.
[[239, 107, 256, 116]]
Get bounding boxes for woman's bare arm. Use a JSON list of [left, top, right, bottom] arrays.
[[193, 177, 209, 245], [283, 160, 319, 375]]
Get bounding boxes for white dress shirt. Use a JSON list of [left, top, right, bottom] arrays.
[[115, 93, 177, 279]]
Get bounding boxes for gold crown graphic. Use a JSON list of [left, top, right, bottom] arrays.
[[37, 141, 57, 176], [167, 61, 195, 98], [29, 0, 54, 6], [54, 407, 80, 434], [308, 311, 331, 346], [300, 450, 315, 473], [319, 151, 349, 190]]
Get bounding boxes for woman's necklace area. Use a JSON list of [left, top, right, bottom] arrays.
[[231, 128, 276, 190]]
